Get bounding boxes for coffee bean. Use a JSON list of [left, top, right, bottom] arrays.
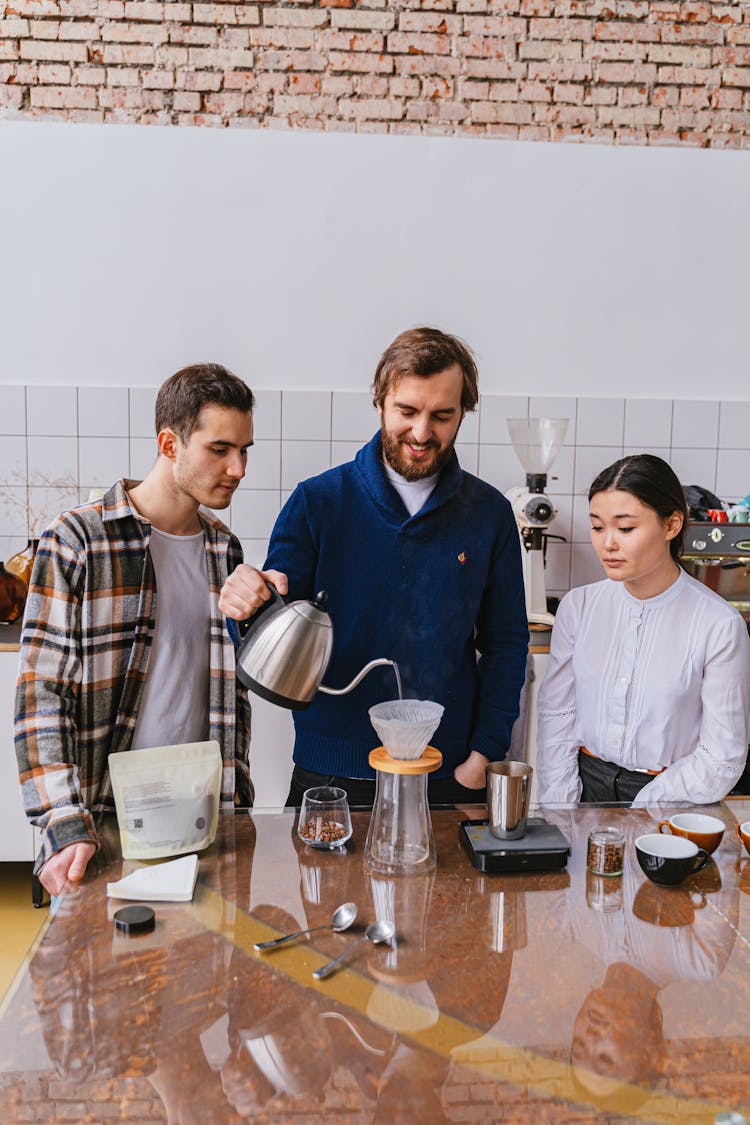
[[299, 818, 347, 844]]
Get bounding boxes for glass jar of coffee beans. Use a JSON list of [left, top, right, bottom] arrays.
[[587, 826, 625, 877]]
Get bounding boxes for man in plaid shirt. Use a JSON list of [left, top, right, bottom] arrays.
[[15, 363, 255, 895]]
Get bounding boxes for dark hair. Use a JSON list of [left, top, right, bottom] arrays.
[[371, 327, 479, 413], [155, 363, 255, 442], [588, 454, 688, 561]]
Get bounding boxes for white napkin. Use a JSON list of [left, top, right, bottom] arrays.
[[106, 854, 199, 902]]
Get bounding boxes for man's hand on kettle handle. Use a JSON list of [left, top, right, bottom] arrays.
[[219, 565, 289, 620]]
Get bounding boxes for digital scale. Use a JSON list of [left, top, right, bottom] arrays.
[[460, 817, 571, 874]]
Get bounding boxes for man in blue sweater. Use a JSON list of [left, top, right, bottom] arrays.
[[220, 327, 529, 806]]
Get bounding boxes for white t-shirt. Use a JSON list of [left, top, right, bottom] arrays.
[[383, 464, 439, 517], [131, 527, 210, 751], [536, 569, 750, 807]]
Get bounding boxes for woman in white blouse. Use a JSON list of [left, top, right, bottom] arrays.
[[537, 454, 750, 806]]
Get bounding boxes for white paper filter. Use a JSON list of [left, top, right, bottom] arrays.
[[106, 854, 199, 902], [369, 699, 444, 761]]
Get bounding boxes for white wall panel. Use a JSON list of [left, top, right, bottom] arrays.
[[1, 121, 749, 401]]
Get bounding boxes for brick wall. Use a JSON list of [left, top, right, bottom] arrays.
[[1, 0, 749, 146]]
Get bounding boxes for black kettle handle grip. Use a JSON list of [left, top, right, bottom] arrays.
[[227, 583, 286, 649]]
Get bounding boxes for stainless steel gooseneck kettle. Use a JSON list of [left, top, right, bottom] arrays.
[[229, 588, 397, 711]]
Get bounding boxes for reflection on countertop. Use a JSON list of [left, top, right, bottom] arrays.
[[2, 804, 750, 1122]]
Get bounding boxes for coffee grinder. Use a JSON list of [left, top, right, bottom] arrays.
[[505, 417, 569, 627]]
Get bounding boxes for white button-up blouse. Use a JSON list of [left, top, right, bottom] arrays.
[[537, 570, 750, 806]]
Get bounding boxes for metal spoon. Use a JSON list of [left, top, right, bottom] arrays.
[[254, 902, 358, 952], [312, 919, 396, 981]]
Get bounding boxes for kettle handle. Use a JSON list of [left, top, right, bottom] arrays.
[[227, 583, 286, 650]]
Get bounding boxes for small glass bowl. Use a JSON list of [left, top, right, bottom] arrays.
[[297, 786, 352, 850]]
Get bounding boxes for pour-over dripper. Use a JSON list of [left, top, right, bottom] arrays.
[[507, 418, 568, 476], [368, 700, 444, 761]]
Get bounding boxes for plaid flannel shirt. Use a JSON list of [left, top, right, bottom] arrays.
[[15, 480, 252, 871]]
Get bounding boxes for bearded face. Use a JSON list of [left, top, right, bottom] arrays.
[[378, 366, 464, 482]]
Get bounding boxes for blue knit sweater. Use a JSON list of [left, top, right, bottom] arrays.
[[264, 433, 529, 779]]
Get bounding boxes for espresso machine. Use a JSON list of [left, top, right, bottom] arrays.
[[681, 522, 750, 632], [682, 521, 750, 793], [505, 417, 569, 628]]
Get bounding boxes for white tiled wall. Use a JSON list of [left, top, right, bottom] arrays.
[[1, 387, 748, 598]]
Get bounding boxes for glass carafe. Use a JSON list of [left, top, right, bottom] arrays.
[[364, 747, 441, 877]]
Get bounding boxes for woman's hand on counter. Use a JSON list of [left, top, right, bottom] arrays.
[[39, 841, 97, 896], [218, 564, 288, 621], [453, 750, 489, 790]]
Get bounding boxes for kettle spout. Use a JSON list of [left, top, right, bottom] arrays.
[[319, 659, 401, 698]]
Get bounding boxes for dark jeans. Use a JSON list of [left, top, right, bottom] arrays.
[[578, 749, 655, 804], [285, 763, 486, 809]]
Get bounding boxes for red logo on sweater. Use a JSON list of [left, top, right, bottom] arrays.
[[458, 551, 467, 565]]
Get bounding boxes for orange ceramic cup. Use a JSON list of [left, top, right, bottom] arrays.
[[737, 821, 750, 856], [657, 812, 725, 855]]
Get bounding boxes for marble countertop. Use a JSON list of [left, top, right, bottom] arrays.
[[2, 802, 750, 1122]]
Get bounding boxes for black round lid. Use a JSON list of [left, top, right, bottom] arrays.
[[113, 905, 156, 934]]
